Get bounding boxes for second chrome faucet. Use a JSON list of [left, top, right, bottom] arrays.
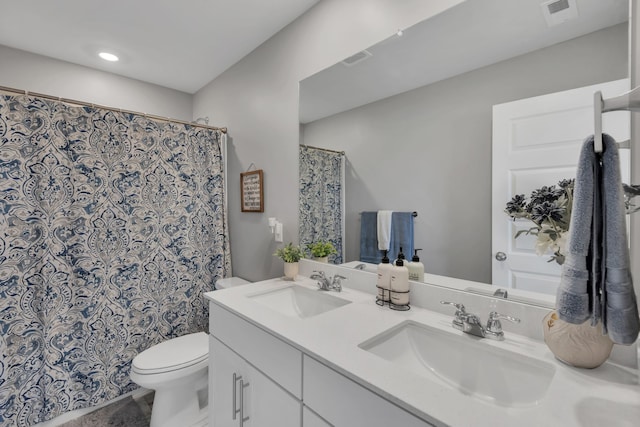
[[310, 271, 346, 292], [440, 301, 520, 341]]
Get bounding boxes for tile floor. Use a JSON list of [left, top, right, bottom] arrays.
[[59, 392, 154, 427]]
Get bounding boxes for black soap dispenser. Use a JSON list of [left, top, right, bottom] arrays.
[[394, 246, 406, 265], [407, 249, 424, 282], [390, 255, 409, 306], [376, 250, 392, 302]]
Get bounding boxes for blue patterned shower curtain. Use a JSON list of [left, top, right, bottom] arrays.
[[299, 145, 345, 264], [0, 95, 230, 426]]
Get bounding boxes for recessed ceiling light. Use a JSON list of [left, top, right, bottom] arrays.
[[98, 52, 119, 62]]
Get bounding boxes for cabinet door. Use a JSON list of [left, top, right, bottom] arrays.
[[244, 362, 301, 427], [210, 335, 301, 427], [210, 335, 245, 427]]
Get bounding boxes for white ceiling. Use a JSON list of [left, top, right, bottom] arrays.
[[300, 0, 629, 123], [0, 0, 320, 94]]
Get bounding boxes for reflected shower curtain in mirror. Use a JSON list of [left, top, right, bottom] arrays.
[[299, 145, 345, 263], [0, 94, 230, 426]]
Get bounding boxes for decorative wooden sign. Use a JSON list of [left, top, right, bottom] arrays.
[[240, 169, 264, 212]]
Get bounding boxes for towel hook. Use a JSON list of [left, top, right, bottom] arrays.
[[594, 85, 640, 154], [594, 91, 604, 154]]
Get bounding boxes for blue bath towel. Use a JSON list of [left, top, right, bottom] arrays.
[[388, 212, 414, 263], [556, 134, 639, 345], [360, 212, 414, 264], [360, 212, 380, 263]]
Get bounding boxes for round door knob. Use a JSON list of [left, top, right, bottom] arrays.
[[495, 252, 507, 261]]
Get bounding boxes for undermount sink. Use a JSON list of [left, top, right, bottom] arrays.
[[248, 285, 351, 318], [359, 321, 555, 407]]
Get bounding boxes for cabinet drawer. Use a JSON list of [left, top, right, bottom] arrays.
[[303, 355, 434, 427], [209, 301, 302, 398]]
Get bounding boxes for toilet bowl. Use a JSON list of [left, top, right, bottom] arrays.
[[131, 332, 209, 427], [130, 277, 250, 427]]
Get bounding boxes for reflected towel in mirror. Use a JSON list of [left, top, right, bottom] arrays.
[[377, 210, 393, 251], [360, 212, 414, 264]]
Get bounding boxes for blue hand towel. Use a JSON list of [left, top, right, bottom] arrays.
[[360, 212, 381, 263], [556, 134, 639, 345], [387, 212, 414, 263]]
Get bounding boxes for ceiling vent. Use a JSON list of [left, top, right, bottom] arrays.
[[541, 0, 578, 27], [341, 50, 372, 67]]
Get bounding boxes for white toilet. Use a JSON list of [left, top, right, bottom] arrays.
[[130, 276, 251, 427]]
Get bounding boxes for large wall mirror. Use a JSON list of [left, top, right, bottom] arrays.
[[298, 0, 631, 305]]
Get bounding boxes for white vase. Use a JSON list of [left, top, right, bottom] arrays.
[[283, 262, 299, 280], [542, 311, 613, 369], [313, 256, 328, 263]]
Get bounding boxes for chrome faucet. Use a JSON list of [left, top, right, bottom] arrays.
[[493, 288, 508, 299], [461, 312, 486, 337], [310, 271, 346, 292], [440, 301, 520, 341]]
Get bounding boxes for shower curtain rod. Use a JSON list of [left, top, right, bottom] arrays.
[[0, 85, 227, 134], [300, 144, 345, 155]]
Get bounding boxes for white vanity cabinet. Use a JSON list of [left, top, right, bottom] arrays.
[[209, 335, 300, 427], [209, 301, 430, 427], [207, 297, 433, 427], [206, 274, 640, 427]]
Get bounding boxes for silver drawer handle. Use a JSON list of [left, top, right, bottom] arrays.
[[495, 251, 507, 261], [240, 378, 250, 426], [232, 373, 241, 420]]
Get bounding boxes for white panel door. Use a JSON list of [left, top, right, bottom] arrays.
[[492, 79, 631, 294]]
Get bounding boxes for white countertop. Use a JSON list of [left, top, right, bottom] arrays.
[[205, 276, 640, 426]]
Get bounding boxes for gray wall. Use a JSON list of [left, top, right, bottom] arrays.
[[301, 23, 628, 283], [193, 0, 464, 282], [0, 44, 192, 120]]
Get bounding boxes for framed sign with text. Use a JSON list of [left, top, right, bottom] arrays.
[[240, 169, 264, 212]]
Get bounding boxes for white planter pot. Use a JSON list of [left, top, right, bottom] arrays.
[[542, 311, 613, 369], [284, 262, 299, 280], [313, 256, 328, 263]]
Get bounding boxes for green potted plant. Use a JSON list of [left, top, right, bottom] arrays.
[[306, 240, 337, 263], [274, 242, 305, 280]]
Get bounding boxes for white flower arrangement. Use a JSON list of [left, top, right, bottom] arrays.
[[505, 179, 574, 265]]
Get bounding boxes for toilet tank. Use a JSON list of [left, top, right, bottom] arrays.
[[215, 277, 250, 290]]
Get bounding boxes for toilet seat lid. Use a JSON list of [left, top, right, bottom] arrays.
[[132, 332, 208, 374]]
